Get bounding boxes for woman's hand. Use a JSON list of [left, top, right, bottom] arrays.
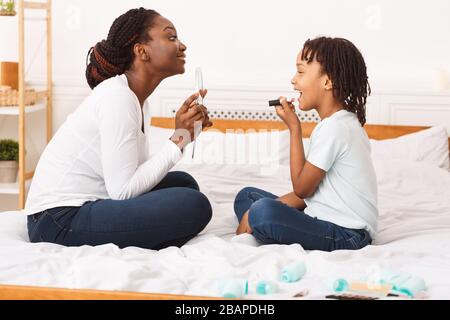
[[170, 91, 213, 149], [274, 96, 301, 131], [193, 89, 213, 130]]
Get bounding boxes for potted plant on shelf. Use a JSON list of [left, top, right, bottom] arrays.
[[0, 139, 19, 183], [0, 0, 16, 16]]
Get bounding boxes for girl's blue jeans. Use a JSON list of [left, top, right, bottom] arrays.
[[27, 171, 212, 250], [234, 187, 372, 251]]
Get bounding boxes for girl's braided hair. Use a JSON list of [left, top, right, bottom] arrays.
[[301, 37, 371, 126]]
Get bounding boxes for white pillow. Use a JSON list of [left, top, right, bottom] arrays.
[[370, 126, 449, 170], [147, 125, 310, 167], [277, 130, 310, 166]]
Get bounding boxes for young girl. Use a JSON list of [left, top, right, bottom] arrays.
[[234, 37, 378, 251]]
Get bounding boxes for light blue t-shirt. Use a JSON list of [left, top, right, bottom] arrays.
[[304, 109, 378, 239]]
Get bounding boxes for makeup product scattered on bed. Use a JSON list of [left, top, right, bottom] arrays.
[[325, 293, 379, 300], [292, 288, 309, 298], [395, 276, 426, 298], [256, 280, 279, 295], [280, 261, 306, 283], [217, 279, 249, 298], [333, 278, 392, 297], [192, 67, 204, 159], [372, 269, 427, 298]]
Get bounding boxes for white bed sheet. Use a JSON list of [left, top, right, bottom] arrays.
[[0, 159, 449, 299]]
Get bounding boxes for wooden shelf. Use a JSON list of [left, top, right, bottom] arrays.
[[0, 0, 52, 209], [23, 1, 49, 10], [0, 179, 31, 195], [0, 101, 46, 115], [0, 182, 20, 194]]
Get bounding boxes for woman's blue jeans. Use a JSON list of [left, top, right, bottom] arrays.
[[234, 187, 371, 251], [27, 171, 212, 250]]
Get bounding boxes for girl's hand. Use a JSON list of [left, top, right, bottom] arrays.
[[274, 96, 301, 131]]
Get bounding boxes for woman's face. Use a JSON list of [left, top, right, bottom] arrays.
[[143, 15, 187, 77], [291, 50, 328, 111]]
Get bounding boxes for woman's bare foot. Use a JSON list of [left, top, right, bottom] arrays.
[[236, 211, 253, 235]]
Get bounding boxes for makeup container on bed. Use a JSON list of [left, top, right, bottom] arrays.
[[394, 276, 426, 297], [256, 280, 279, 295], [332, 270, 426, 298], [217, 279, 249, 298], [333, 278, 392, 296], [280, 261, 306, 283], [373, 270, 427, 298]]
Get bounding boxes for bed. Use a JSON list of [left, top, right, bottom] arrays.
[[0, 117, 449, 300]]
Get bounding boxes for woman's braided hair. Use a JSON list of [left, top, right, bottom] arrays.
[[86, 7, 160, 89], [301, 37, 371, 126]]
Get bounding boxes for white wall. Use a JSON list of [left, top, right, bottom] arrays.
[[1, 0, 450, 210], [2, 0, 450, 90]]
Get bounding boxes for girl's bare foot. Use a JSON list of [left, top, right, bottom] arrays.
[[236, 211, 253, 235]]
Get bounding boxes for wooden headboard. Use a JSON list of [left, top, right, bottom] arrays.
[[151, 117, 450, 152]]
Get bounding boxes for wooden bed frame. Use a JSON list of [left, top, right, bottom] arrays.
[[151, 118, 450, 153], [1, 118, 449, 300]]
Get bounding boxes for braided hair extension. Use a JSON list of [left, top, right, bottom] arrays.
[[301, 37, 371, 126], [86, 8, 160, 89]]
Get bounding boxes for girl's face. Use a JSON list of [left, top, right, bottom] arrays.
[[142, 15, 187, 77], [291, 50, 330, 111]]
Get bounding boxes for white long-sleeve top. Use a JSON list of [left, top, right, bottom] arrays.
[[24, 74, 182, 215]]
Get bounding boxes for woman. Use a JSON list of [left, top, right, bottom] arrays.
[[25, 8, 213, 250]]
